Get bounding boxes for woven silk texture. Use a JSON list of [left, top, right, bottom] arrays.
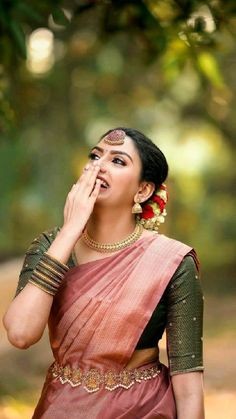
[[15, 227, 204, 375]]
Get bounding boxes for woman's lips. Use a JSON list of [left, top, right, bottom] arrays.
[[96, 175, 109, 188]]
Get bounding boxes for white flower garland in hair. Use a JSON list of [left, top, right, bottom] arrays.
[[137, 184, 168, 231]]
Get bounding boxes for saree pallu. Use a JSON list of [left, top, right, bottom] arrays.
[[32, 233, 197, 419]]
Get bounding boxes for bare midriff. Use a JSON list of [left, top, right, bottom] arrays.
[[125, 347, 159, 370]]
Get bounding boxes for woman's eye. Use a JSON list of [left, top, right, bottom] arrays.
[[113, 157, 126, 166], [88, 153, 126, 166], [89, 152, 100, 160]]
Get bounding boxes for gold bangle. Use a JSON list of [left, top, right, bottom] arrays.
[[39, 260, 65, 279], [43, 252, 69, 271], [28, 279, 56, 296], [36, 264, 64, 284], [28, 251, 69, 297], [41, 256, 68, 276], [33, 269, 62, 288], [30, 273, 58, 292]]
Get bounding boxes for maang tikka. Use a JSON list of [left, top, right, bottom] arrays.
[[103, 129, 126, 145]]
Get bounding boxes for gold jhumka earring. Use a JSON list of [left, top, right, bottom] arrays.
[[132, 198, 143, 214]]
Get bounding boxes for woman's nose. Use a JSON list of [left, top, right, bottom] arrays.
[[98, 159, 107, 173]]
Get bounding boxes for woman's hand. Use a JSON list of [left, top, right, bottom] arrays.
[[63, 161, 101, 237], [2, 162, 102, 349]]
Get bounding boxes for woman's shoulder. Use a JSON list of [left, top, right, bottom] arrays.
[[157, 233, 190, 247], [151, 233, 200, 276], [150, 233, 195, 258], [167, 253, 201, 296], [29, 226, 61, 249], [173, 254, 199, 277], [40, 225, 61, 241]]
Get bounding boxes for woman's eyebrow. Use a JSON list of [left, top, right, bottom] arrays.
[[92, 146, 133, 163]]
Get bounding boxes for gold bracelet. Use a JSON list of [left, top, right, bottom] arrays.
[[40, 256, 68, 276], [43, 252, 69, 271], [39, 260, 65, 279], [30, 273, 58, 292], [29, 252, 69, 296], [36, 264, 63, 284], [28, 279, 56, 296], [33, 270, 61, 288]]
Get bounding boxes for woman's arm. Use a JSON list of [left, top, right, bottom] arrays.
[[172, 371, 204, 419], [2, 226, 80, 349], [2, 162, 101, 349], [166, 254, 205, 418]]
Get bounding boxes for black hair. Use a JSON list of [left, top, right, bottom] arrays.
[[101, 127, 168, 193]]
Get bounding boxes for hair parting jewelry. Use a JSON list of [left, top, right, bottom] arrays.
[[82, 223, 143, 253], [28, 252, 69, 296], [103, 129, 126, 145]]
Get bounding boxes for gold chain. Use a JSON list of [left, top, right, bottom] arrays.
[[82, 223, 143, 253]]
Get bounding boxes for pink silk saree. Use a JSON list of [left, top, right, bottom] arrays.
[[32, 233, 196, 419]]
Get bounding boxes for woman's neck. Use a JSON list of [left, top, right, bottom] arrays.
[[86, 210, 136, 244]]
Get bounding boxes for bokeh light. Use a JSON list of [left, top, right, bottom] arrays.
[[27, 28, 54, 75]]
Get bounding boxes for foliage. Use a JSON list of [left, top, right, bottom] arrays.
[[0, 0, 236, 129], [0, 1, 235, 287]]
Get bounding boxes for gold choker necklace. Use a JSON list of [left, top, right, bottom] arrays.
[[82, 223, 143, 253]]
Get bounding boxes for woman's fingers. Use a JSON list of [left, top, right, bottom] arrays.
[[79, 163, 101, 195], [66, 161, 101, 211], [63, 162, 102, 229], [90, 178, 101, 200], [68, 162, 96, 196], [75, 163, 90, 184]]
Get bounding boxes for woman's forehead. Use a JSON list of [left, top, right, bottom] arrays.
[[95, 136, 137, 156]]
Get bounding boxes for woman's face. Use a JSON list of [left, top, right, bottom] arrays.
[[88, 135, 143, 210]]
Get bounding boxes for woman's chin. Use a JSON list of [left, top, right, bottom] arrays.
[[95, 188, 110, 202], [98, 187, 110, 195]]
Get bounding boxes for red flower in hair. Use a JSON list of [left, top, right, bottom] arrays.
[[152, 195, 165, 213], [141, 204, 154, 219]]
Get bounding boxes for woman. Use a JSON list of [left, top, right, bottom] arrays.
[[3, 128, 204, 418]]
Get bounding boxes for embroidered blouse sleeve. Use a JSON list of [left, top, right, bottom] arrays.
[[14, 228, 59, 298], [166, 254, 204, 375]]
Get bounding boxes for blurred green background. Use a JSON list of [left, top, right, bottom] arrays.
[[0, 1, 236, 418]]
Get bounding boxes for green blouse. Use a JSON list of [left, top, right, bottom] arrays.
[[15, 227, 204, 376]]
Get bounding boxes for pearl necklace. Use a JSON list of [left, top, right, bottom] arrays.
[[82, 223, 143, 253]]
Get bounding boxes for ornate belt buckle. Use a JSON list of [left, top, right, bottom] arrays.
[[83, 368, 103, 393]]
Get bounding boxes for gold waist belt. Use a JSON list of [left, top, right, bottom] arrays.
[[50, 361, 161, 393]]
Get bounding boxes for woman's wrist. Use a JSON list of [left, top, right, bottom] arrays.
[[59, 224, 84, 243], [44, 224, 83, 265]]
